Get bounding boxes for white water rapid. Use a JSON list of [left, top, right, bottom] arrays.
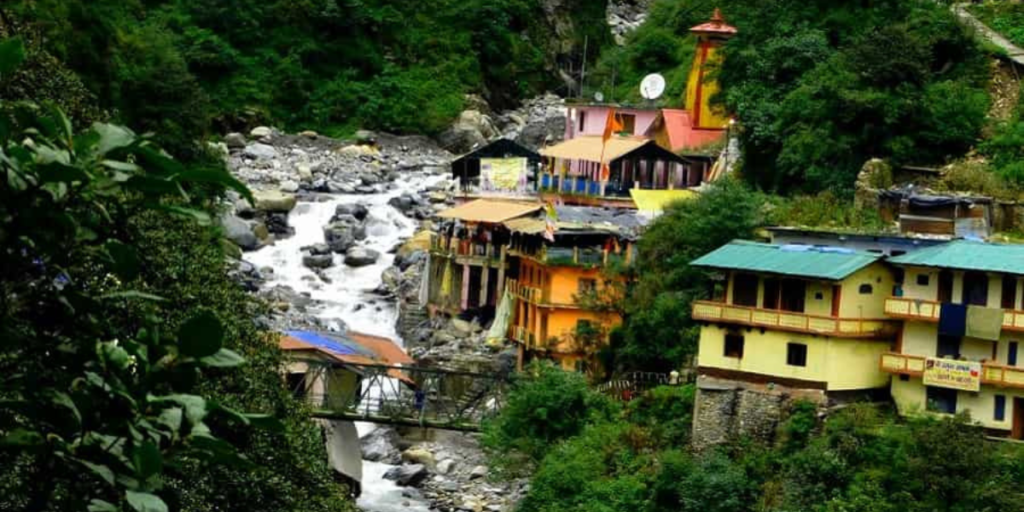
[[247, 170, 446, 511]]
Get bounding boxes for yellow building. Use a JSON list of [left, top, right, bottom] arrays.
[[503, 217, 636, 375], [684, 8, 736, 131], [691, 241, 899, 400], [879, 240, 1024, 438]]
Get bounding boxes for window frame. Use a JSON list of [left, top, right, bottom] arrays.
[[786, 342, 808, 367], [926, 386, 958, 414], [724, 333, 745, 359]]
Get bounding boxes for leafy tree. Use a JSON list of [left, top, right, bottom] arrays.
[[482, 362, 618, 471], [615, 178, 763, 372]]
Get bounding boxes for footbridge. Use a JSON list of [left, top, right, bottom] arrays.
[[296, 361, 510, 432]]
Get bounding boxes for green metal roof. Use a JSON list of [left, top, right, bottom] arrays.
[[888, 240, 1024, 275], [691, 240, 882, 280]]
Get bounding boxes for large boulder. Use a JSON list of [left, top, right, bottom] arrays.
[[324, 224, 357, 253], [334, 203, 369, 222], [253, 190, 297, 213], [438, 109, 498, 154], [250, 126, 273, 139], [401, 447, 436, 469], [382, 464, 428, 487], [302, 254, 334, 269], [243, 142, 278, 160], [354, 129, 377, 145], [219, 214, 258, 251], [360, 427, 401, 464], [344, 247, 380, 267], [224, 132, 247, 149]]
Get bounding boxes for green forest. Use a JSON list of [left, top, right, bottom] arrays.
[[2, 0, 1024, 511], [484, 364, 1024, 512]]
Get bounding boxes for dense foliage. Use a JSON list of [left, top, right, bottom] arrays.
[[3, 0, 608, 145], [970, 1, 1024, 48], [611, 178, 764, 372], [488, 372, 1024, 512], [0, 41, 353, 512], [592, 0, 990, 194]]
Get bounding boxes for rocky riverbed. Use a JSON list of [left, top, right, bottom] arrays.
[[220, 122, 534, 512]]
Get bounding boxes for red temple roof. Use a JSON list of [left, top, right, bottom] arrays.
[[689, 8, 737, 35]]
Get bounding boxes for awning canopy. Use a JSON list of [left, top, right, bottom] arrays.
[[540, 136, 649, 163], [436, 198, 542, 224]]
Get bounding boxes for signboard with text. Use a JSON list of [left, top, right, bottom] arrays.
[[480, 157, 528, 193], [923, 357, 981, 392]]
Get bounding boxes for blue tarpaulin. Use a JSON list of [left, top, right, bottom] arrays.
[[285, 330, 376, 358]]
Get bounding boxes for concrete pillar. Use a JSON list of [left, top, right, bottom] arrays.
[[480, 263, 490, 307], [461, 264, 471, 311]]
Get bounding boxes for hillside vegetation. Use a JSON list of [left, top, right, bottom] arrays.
[[591, 0, 992, 194], [3, 0, 609, 145], [484, 367, 1024, 512]]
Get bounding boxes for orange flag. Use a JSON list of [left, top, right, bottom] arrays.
[[602, 109, 623, 142]]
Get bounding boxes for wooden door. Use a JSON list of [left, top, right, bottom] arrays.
[[938, 270, 954, 303], [831, 285, 842, 317], [1013, 398, 1024, 440]]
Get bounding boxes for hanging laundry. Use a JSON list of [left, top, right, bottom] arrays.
[[965, 305, 1003, 341], [486, 289, 514, 347], [938, 302, 967, 337]]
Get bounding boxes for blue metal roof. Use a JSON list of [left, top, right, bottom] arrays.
[[285, 330, 376, 358]]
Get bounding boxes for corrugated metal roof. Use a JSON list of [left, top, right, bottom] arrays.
[[691, 240, 882, 280], [889, 240, 1024, 275], [436, 199, 542, 223], [539, 136, 649, 163]]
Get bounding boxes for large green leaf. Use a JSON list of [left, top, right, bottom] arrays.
[[0, 428, 44, 447], [200, 348, 244, 368], [132, 441, 163, 480], [176, 168, 254, 203], [76, 459, 115, 486], [178, 311, 223, 358], [92, 123, 136, 156], [50, 391, 82, 426], [0, 38, 26, 77], [126, 491, 168, 512], [88, 499, 118, 512], [152, 394, 207, 425], [104, 240, 141, 281]]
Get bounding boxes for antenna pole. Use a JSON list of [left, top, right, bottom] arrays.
[[580, 35, 588, 99]]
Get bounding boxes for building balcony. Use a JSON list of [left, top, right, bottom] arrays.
[[691, 300, 898, 338], [505, 278, 546, 305], [507, 244, 631, 269], [880, 352, 1024, 390], [511, 325, 537, 347], [884, 297, 1024, 333], [429, 234, 504, 266]]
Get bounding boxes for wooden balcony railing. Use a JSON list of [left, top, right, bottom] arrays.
[[511, 325, 537, 347], [884, 297, 1024, 333], [880, 352, 1024, 390], [505, 278, 546, 305], [691, 300, 897, 338]]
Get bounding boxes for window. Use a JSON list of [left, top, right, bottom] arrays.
[[995, 395, 1007, 421], [578, 111, 586, 132], [917, 274, 930, 286], [1002, 276, 1018, 310], [926, 386, 957, 414], [619, 114, 636, 135], [858, 284, 873, 295], [938, 270, 954, 303], [286, 373, 307, 400], [786, 343, 807, 367], [578, 278, 597, 295], [937, 335, 961, 359], [732, 273, 759, 307], [962, 271, 989, 306], [780, 279, 806, 313], [1010, 341, 1019, 367], [724, 333, 744, 358], [763, 278, 780, 310], [899, 374, 910, 381]]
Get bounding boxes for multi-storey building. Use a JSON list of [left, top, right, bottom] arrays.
[[690, 240, 900, 401], [880, 240, 1024, 438]]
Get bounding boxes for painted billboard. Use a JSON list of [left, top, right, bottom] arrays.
[[923, 357, 981, 392]]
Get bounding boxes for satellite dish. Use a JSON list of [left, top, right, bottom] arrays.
[[594, 91, 605, 102], [640, 73, 666, 100]]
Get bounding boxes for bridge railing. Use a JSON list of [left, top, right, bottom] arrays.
[[299, 361, 511, 431]]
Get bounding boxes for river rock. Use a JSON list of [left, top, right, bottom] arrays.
[[302, 254, 334, 269], [436, 459, 457, 475], [279, 179, 300, 193], [324, 224, 357, 253], [296, 164, 313, 182], [383, 464, 429, 487], [219, 214, 258, 251], [360, 427, 401, 464], [224, 132, 247, 149], [250, 126, 272, 139], [302, 243, 332, 256], [355, 129, 377, 145], [299, 130, 318, 138], [244, 142, 278, 160], [469, 465, 488, 480], [344, 247, 380, 267], [334, 203, 369, 221], [253, 190, 297, 212], [402, 447, 436, 469]]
